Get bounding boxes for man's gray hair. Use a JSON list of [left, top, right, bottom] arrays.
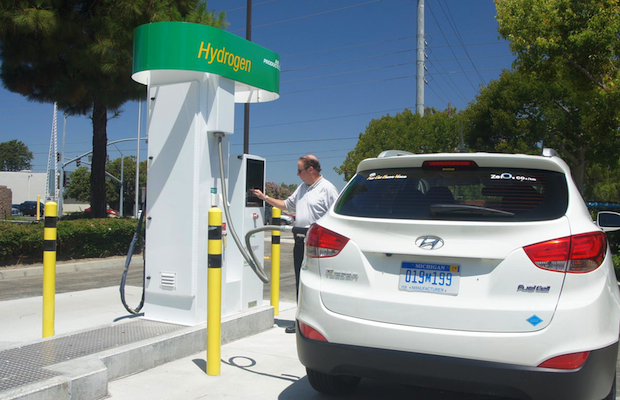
[[300, 155, 321, 173]]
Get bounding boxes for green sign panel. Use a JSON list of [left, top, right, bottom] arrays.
[[133, 22, 279, 100]]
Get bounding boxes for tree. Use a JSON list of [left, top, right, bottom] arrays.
[[335, 108, 462, 181], [105, 157, 147, 216], [495, 0, 620, 190], [280, 182, 298, 194], [66, 158, 147, 215], [0, 1, 226, 217], [462, 71, 547, 155], [65, 167, 91, 203], [0, 140, 33, 171], [584, 161, 620, 203], [463, 68, 618, 191], [266, 182, 294, 200]]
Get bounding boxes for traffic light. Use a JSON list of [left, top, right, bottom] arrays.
[[76, 159, 81, 167], [64, 176, 70, 187], [56, 152, 61, 162]]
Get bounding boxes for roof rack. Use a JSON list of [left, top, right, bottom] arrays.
[[377, 150, 414, 158]]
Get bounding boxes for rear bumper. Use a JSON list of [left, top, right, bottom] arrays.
[[297, 328, 618, 400]]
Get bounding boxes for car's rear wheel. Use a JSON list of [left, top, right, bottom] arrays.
[[306, 368, 360, 395]]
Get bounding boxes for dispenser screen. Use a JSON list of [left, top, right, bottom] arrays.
[[246, 158, 265, 207]]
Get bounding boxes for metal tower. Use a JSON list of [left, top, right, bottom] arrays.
[[45, 103, 59, 202]]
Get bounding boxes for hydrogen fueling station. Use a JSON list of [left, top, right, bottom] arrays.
[[131, 21, 281, 326], [0, 22, 293, 399]]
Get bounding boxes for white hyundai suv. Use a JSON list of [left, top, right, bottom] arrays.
[[296, 149, 620, 400]]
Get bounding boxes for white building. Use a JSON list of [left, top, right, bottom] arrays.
[[0, 171, 88, 213], [0, 171, 46, 204]]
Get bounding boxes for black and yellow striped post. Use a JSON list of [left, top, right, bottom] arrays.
[[270, 208, 281, 315], [207, 207, 222, 376], [42, 201, 58, 338]]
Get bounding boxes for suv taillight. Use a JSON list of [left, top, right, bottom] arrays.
[[422, 160, 478, 170], [306, 224, 349, 258], [524, 231, 607, 273], [538, 351, 590, 369]]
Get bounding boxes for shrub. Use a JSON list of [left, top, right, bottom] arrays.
[[0, 218, 140, 266]]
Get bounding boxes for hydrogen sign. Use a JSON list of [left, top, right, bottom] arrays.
[[132, 22, 280, 103]]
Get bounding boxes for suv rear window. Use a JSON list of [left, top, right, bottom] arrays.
[[334, 167, 568, 222]]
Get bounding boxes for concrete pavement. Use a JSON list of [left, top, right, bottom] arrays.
[[0, 252, 276, 400]]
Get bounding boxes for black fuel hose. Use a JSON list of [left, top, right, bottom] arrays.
[[120, 201, 146, 315]]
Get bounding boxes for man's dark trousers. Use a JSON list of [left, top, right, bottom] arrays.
[[294, 235, 305, 300]]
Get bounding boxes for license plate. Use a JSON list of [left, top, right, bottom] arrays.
[[399, 262, 460, 296]]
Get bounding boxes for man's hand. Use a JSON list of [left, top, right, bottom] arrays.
[[249, 188, 265, 200]]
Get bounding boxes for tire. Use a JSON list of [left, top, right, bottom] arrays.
[[306, 368, 361, 395], [602, 373, 617, 400]]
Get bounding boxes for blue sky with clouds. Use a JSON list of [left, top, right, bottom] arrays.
[[0, 0, 514, 191]]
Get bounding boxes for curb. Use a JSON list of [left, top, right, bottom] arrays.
[[0, 304, 277, 400], [0, 256, 143, 281]]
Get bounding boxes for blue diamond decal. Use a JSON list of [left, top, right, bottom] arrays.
[[527, 315, 543, 326]]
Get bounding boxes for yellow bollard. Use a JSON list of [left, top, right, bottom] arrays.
[[207, 207, 222, 376], [42, 201, 58, 338], [270, 208, 281, 316]]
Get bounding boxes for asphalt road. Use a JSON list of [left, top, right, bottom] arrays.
[[0, 235, 296, 302]]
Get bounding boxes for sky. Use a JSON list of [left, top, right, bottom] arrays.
[[0, 0, 515, 192]]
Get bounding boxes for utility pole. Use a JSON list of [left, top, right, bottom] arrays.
[[416, 0, 426, 116], [243, 0, 252, 154]]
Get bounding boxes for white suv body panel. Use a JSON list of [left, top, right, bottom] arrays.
[[358, 152, 569, 172], [318, 217, 572, 332], [298, 254, 620, 365]]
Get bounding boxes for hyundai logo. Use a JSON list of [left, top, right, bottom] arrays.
[[415, 236, 444, 250]]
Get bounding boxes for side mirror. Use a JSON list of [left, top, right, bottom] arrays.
[[597, 211, 620, 232]]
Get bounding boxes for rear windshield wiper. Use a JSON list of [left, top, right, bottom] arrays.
[[430, 204, 515, 217]]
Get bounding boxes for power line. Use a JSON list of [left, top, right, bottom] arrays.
[[231, 137, 358, 146], [283, 62, 417, 84], [426, 1, 478, 92], [0, 107, 53, 112], [423, 13, 473, 104], [0, 116, 48, 120], [284, 36, 414, 58], [231, 0, 382, 33], [426, 81, 449, 108], [438, 0, 486, 86], [282, 55, 511, 84], [284, 75, 414, 94], [282, 49, 414, 73], [262, 148, 353, 157], [268, 155, 347, 163], [283, 69, 502, 95], [431, 41, 510, 48], [282, 37, 504, 60], [232, 107, 411, 131], [426, 30, 502, 37], [282, 46, 507, 77], [224, 0, 280, 13]]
